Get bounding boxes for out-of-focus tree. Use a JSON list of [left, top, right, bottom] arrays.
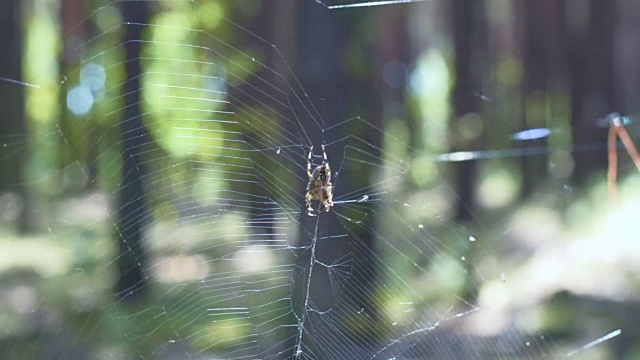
[[451, 0, 486, 220], [450, 0, 488, 306], [568, 1, 616, 184], [116, 1, 151, 301], [0, 0, 33, 233], [520, 0, 554, 193], [292, 2, 352, 356], [288, 2, 391, 356]]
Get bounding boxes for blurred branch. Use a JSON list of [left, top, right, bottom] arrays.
[[608, 117, 640, 202]]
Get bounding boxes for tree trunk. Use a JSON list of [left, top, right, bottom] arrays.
[[116, 2, 150, 301], [0, 0, 33, 233], [568, 1, 616, 184], [290, 3, 383, 357], [451, 0, 484, 220], [520, 0, 553, 194], [451, 0, 486, 304]]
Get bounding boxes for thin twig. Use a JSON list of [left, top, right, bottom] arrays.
[[608, 124, 618, 202], [613, 124, 640, 173]]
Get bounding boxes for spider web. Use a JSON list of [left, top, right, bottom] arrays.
[[1, 0, 631, 359]]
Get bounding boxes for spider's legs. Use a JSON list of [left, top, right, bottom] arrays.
[[320, 145, 333, 212], [307, 146, 314, 180], [323, 186, 334, 212], [321, 144, 328, 163], [305, 191, 316, 216], [306, 146, 316, 216]]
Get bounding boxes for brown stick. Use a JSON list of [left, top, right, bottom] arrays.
[[608, 124, 618, 202], [613, 124, 640, 173]]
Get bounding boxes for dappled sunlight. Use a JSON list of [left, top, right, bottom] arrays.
[[512, 192, 640, 303], [7, 286, 38, 315], [233, 245, 278, 274], [487, 180, 640, 316], [477, 165, 521, 209], [58, 192, 111, 225], [0, 192, 23, 222], [0, 236, 72, 278], [151, 254, 210, 283], [468, 282, 511, 336], [463, 180, 640, 344]]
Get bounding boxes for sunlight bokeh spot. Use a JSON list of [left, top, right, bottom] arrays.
[[80, 62, 106, 93], [66, 85, 94, 116], [512, 127, 551, 141]]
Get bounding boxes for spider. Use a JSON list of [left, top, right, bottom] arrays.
[[305, 145, 334, 216]]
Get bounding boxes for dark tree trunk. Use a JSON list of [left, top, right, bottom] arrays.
[[614, 1, 640, 115], [520, 0, 554, 194], [0, 0, 23, 191], [568, 1, 616, 184], [451, 0, 484, 220], [116, 2, 151, 301], [293, 3, 346, 356], [290, 2, 382, 357], [451, 0, 487, 304], [0, 0, 33, 233]]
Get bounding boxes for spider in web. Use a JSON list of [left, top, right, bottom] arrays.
[[305, 145, 334, 216]]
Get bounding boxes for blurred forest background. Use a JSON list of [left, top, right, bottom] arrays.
[[0, 0, 639, 359]]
